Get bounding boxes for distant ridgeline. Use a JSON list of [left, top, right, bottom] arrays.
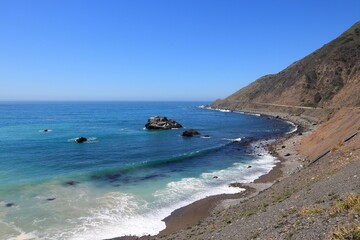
[[212, 21, 360, 113]]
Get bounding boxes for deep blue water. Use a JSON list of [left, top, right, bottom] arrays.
[[0, 102, 293, 239]]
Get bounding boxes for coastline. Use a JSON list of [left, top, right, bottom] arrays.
[[111, 109, 316, 240], [158, 112, 314, 237]]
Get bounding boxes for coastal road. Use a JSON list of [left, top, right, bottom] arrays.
[[228, 101, 360, 111], [253, 102, 320, 110], [251, 103, 359, 110], [230, 101, 321, 110]]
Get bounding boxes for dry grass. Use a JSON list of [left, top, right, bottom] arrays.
[[332, 141, 345, 153], [241, 203, 268, 217], [327, 224, 360, 240], [271, 188, 297, 204], [298, 207, 324, 217], [331, 193, 360, 215], [297, 193, 360, 219]]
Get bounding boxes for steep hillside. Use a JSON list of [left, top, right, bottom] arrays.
[[212, 22, 360, 110]]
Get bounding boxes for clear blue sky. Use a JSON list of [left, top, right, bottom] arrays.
[[0, 0, 359, 101]]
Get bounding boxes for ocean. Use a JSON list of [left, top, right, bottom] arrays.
[[0, 101, 294, 239]]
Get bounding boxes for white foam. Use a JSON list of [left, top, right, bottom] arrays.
[[197, 106, 231, 112], [8, 232, 38, 240], [87, 137, 98, 143], [222, 137, 242, 142], [64, 193, 165, 240], [38, 129, 52, 133], [200, 135, 211, 139], [67, 138, 78, 142], [198, 107, 263, 117], [233, 111, 260, 116], [13, 189, 165, 240], [285, 121, 298, 134], [1, 143, 279, 240], [43, 160, 264, 240]]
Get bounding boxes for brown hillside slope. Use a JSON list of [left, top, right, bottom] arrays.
[[299, 108, 360, 162], [212, 21, 360, 110], [154, 116, 360, 240]]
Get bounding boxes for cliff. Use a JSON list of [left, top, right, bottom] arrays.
[[212, 22, 360, 112]]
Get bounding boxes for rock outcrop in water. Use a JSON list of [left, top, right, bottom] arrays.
[[145, 116, 183, 130], [75, 137, 87, 143], [181, 129, 200, 137]]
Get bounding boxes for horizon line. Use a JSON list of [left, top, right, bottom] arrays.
[[0, 99, 214, 102]]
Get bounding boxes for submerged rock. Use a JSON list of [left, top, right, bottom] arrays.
[[145, 116, 183, 130], [181, 129, 200, 137], [64, 181, 79, 186], [75, 137, 87, 143]]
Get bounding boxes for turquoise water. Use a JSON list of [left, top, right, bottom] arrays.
[[0, 102, 293, 239]]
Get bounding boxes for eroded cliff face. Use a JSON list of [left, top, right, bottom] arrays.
[[212, 22, 360, 111], [298, 108, 360, 161]]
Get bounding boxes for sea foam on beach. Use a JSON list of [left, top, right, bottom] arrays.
[[41, 153, 276, 240]]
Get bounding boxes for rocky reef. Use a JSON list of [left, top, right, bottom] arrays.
[[145, 116, 183, 130], [75, 137, 87, 143], [181, 129, 200, 137]]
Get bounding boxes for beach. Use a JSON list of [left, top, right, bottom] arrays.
[[111, 111, 317, 240], [113, 107, 359, 239]]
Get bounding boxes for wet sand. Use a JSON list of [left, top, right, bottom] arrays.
[[159, 184, 256, 236]]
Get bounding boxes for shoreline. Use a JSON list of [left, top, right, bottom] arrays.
[[158, 116, 312, 237], [112, 110, 316, 240]]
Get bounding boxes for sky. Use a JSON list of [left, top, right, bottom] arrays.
[[0, 0, 359, 101]]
